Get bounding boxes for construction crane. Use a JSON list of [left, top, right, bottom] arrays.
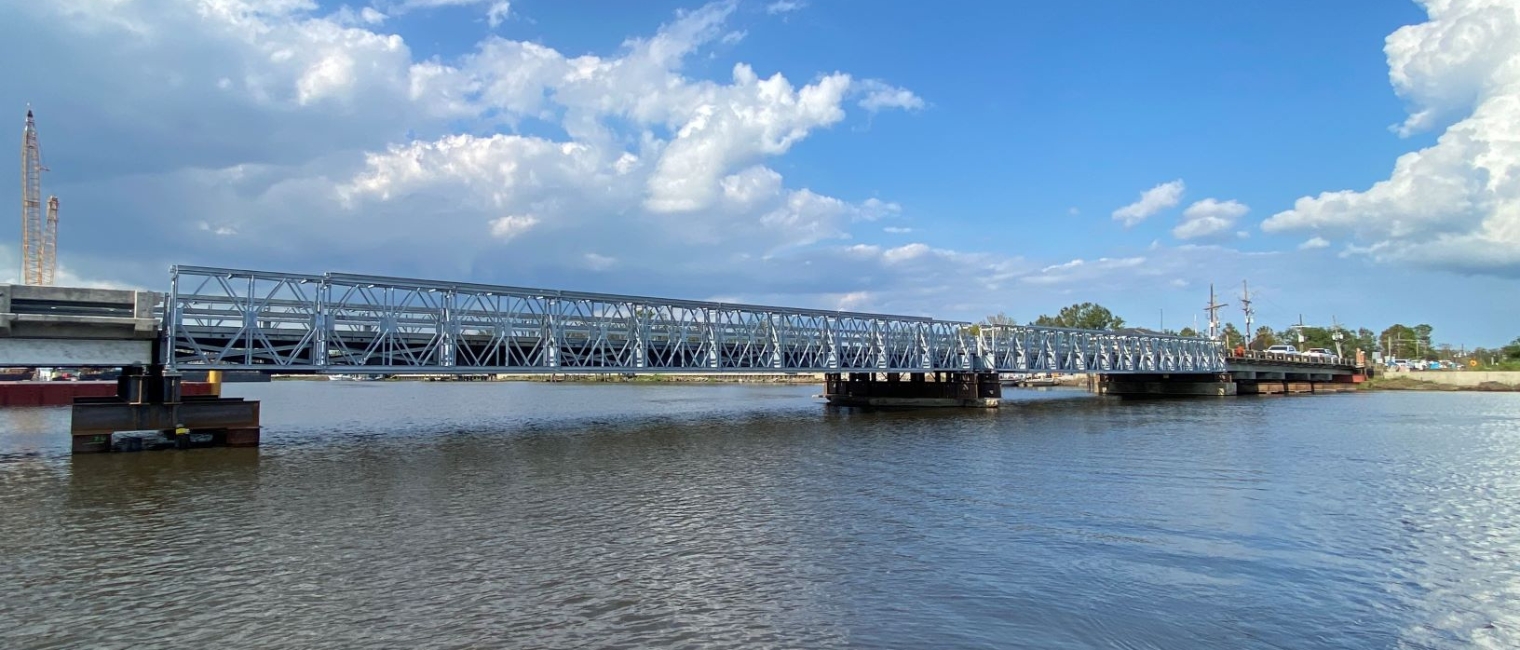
[[20, 107, 57, 286], [44, 196, 58, 285]]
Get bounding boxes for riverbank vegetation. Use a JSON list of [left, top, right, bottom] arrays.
[[982, 303, 1518, 371]]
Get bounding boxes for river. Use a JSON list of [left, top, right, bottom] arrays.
[[1, 382, 1517, 649]]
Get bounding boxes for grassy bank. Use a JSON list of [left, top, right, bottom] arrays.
[[1362, 376, 1518, 392]]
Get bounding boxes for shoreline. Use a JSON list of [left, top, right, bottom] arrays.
[[1359, 375, 1519, 392]]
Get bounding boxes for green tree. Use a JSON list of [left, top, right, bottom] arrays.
[[1178, 326, 1199, 338], [1379, 324, 1422, 359], [1412, 324, 1435, 359], [1504, 337, 1520, 360], [1471, 347, 1493, 362], [1354, 327, 1376, 354], [1221, 322, 1242, 346], [1254, 326, 1277, 348], [983, 312, 1017, 327], [1290, 326, 1342, 350], [1033, 303, 1125, 330]]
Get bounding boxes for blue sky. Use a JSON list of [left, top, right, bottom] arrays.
[[3, 0, 1517, 346]]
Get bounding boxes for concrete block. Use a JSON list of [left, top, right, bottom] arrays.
[[0, 339, 153, 367]]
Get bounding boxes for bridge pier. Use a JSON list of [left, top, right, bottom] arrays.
[[1234, 378, 1358, 395], [1096, 374, 1237, 397], [70, 365, 261, 453], [824, 372, 1001, 407]]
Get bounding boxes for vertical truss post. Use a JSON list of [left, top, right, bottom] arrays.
[[872, 319, 886, 370], [312, 278, 329, 368], [959, 326, 973, 371], [379, 288, 396, 367], [973, 327, 988, 371], [440, 289, 457, 368], [545, 297, 561, 369], [915, 323, 929, 370], [242, 274, 257, 366], [825, 317, 838, 370], [165, 268, 180, 369], [768, 313, 782, 369], [634, 303, 648, 369], [704, 308, 719, 370]]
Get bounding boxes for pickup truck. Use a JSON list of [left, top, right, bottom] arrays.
[[1264, 344, 1298, 355], [1302, 347, 1336, 360]]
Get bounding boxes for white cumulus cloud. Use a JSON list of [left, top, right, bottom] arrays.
[[1112, 180, 1185, 227], [1173, 198, 1249, 240], [583, 253, 616, 270], [1023, 257, 1147, 286], [1299, 236, 1330, 250], [856, 79, 925, 113], [388, 0, 509, 25], [1262, 0, 1520, 277], [488, 214, 539, 241], [766, 1, 805, 14]]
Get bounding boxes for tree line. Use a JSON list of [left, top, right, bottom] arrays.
[[978, 303, 1520, 368]]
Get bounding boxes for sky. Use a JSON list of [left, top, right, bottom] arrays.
[[2, 0, 1517, 346]]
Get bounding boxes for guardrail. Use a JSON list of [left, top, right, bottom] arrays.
[[1227, 350, 1358, 368]]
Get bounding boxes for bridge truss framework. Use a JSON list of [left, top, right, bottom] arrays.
[[164, 266, 1228, 375]]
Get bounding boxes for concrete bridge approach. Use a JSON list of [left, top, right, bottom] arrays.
[[0, 266, 1365, 452]]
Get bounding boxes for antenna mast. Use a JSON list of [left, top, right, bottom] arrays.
[[20, 107, 55, 286]]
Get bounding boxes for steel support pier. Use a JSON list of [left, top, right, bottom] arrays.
[[70, 365, 261, 453], [824, 372, 1001, 407]]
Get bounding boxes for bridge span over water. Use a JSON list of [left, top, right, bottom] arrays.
[[0, 266, 1365, 453], [165, 266, 1226, 376]]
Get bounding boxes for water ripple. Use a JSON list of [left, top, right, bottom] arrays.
[[1, 384, 1517, 648]]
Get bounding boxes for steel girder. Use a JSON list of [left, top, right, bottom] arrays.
[[164, 266, 1228, 374]]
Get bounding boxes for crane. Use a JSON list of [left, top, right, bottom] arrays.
[[44, 196, 58, 286], [20, 107, 56, 286]]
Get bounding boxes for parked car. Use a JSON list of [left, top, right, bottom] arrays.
[[1265, 344, 1299, 355], [1303, 348, 1336, 362]]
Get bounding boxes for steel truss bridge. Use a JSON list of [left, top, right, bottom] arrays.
[[164, 266, 1228, 375]]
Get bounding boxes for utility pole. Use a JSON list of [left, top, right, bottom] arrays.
[[1331, 315, 1344, 357], [1204, 283, 1228, 341], [1240, 280, 1255, 349]]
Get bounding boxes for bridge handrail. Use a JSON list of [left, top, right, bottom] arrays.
[[1227, 349, 1355, 368]]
